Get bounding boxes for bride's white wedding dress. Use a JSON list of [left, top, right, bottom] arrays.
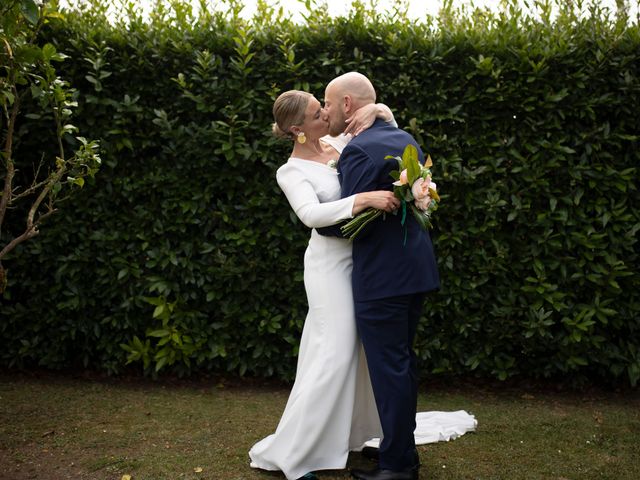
[[248, 134, 476, 480]]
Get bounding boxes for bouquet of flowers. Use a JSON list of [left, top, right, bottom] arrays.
[[341, 144, 439, 241]]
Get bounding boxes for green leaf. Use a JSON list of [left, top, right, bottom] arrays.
[[155, 356, 168, 372], [15, 45, 42, 63], [51, 51, 69, 62], [143, 296, 164, 306], [402, 144, 420, 184], [42, 43, 56, 61], [45, 10, 66, 21], [20, 0, 39, 25], [410, 203, 430, 230], [1, 91, 15, 105], [152, 305, 165, 319], [148, 329, 170, 338]]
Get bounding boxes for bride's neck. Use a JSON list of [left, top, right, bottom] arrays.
[[292, 137, 326, 159]]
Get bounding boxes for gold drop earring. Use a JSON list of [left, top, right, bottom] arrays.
[[297, 132, 306, 144]]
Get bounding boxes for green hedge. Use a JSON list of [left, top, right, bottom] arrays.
[[1, 1, 639, 385]]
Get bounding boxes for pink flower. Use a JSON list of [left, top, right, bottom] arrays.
[[393, 169, 409, 186], [413, 178, 437, 211], [415, 195, 432, 211], [411, 176, 431, 200]]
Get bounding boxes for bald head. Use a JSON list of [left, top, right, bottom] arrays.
[[324, 72, 377, 136], [326, 72, 377, 108]]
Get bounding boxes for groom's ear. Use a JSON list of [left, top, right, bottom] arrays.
[[343, 95, 354, 114]]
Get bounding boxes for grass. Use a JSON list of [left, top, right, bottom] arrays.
[[0, 371, 639, 480]]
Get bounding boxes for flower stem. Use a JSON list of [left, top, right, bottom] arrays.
[[341, 208, 383, 240]]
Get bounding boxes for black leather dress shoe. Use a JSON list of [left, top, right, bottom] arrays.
[[361, 446, 379, 461], [360, 447, 421, 468], [350, 467, 418, 480]]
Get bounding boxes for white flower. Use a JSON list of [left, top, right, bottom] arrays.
[[327, 159, 338, 169]]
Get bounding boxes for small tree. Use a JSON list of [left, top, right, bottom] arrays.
[[0, 0, 100, 293]]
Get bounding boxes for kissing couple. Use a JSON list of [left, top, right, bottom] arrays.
[[250, 72, 441, 480]]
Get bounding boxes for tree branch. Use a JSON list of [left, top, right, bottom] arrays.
[[0, 91, 19, 237], [0, 223, 40, 260], [26, 168, 64, 232], [10, 157, 56, 203], [0, 169, 62, 263]]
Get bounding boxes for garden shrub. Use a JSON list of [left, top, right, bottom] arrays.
[[1, 0, 638, 386]]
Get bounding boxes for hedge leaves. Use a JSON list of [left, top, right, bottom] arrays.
[[1, 1, 638, 386]]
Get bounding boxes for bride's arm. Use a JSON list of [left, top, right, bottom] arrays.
[[343, 103, 397, 137], [277, 166, 397, 229], [277, 166, 355, 229]]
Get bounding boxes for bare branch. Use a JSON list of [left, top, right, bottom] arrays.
[[10, 155, 58, 203], [11, 177, 53, 202]]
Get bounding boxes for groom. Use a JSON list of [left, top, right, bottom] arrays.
[[320, 72, 440, 480]]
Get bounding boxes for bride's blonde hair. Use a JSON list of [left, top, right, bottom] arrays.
[[272, 90, 312, 140]]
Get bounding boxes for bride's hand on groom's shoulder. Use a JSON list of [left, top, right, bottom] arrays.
[[344, 103, 394, 137]]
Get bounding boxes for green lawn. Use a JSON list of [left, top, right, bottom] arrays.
[[0, 372, 638, 480]]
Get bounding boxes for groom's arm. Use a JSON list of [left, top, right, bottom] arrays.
[[339, 145, 380, 198], [315, 221, 346, 237], [317, 144, 381, 238]]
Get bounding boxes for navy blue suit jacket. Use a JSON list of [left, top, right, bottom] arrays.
[[320, 119, 440, 302]]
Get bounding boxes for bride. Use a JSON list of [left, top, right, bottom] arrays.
[[248, 90, 397, 480], [248, 90, 475, 480]]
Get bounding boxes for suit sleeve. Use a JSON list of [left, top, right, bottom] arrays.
[[277, 166, 356, 229], [317, 144, 379, 238], [332, 143, 391, 239], [339, 143, 380, 197]]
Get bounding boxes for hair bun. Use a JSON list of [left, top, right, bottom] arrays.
[[272, 122, 291, 140]]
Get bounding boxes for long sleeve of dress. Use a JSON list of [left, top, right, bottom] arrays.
[[277, 164, 356, 229]]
